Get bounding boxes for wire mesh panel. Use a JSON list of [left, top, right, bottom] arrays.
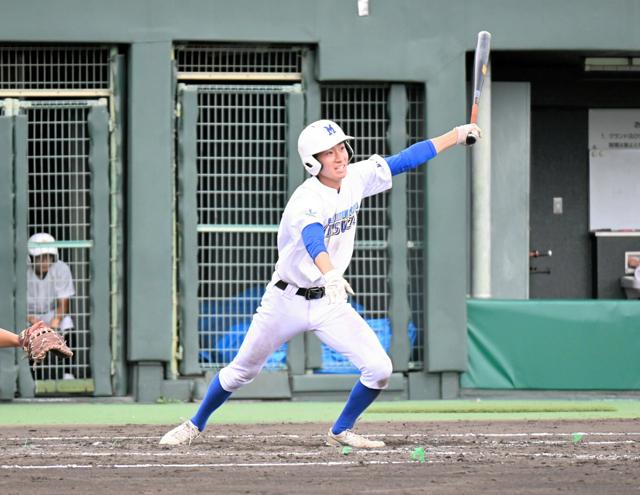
[[196, 86, 289, 370], [24, 103, 94, 383], [406, 85, 426, 369], [320, 84, 392, 372], [0, 45, 118, 395], [175, 45, 304, 80], [0, 45, 111, 90]]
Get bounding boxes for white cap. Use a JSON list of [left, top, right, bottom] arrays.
[[28, 232, 58, 259]]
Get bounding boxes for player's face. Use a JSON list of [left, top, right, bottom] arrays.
[[33, 254, 54, 278], [316, 142, 349, 189]]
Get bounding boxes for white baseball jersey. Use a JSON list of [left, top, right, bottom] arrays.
[[273, 154, 392, 288], [27, 260, 75, 314]]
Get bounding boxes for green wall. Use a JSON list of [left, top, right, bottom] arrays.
[[1, 1, 639, 52], [1, 0, 638, 396], [126, 42, 174, 361]]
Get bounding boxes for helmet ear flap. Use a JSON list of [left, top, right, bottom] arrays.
[[303, 140, 353, 176], [345, 141, 354, 163], [303, 156, 322, 176]]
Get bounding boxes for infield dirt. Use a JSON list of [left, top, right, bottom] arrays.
[[1, 419, 639, 494]]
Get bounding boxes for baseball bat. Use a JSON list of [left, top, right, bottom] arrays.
[[466, 30, 492, 145]]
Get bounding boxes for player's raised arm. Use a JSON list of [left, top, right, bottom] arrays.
[[384, 123, 482, 176], [431, 124, 482, 153]]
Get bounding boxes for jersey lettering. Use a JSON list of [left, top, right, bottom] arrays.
[[324, 202, 359, 239], [275, 156, 391, 288]]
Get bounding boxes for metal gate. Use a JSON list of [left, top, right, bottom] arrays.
[[320, 84, 426, 371], [177, 84, 301, 372], [406, 85, 427, 369], [2, 99, 112, 396], [173, 43, 427, 386], [0, 44, 123, 397]]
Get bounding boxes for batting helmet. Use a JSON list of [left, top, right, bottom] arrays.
[[28, 232, 58, 260], [297, 120, 354, 176]]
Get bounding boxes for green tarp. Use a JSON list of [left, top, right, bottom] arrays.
[[461, 299, 640, 390]]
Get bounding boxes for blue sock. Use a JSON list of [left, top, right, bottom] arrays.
[[190, 374, 232, 432], [331, 381, 381, 435]]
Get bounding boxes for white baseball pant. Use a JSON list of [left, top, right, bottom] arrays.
[[218, 281, 393, 392]]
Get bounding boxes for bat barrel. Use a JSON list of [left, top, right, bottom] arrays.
[[468, 30, 491, 133]]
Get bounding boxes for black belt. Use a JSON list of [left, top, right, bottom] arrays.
[[275, 280, 325, 300]]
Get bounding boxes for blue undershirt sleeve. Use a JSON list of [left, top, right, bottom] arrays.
[[385, 139, 438, 176], [302, 222, 327, 260]]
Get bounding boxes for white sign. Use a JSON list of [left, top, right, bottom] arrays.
[[589, 109, 640, 150], [589, 149, 640, 230]]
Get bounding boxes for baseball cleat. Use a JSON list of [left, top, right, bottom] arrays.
[[326, 429, 385, 449], [159, 420, 201, 445]]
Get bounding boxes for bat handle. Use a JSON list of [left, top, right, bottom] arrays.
[[466, 102, 479, 145]]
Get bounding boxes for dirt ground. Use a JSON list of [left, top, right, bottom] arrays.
[[1, 419, 639, 494]]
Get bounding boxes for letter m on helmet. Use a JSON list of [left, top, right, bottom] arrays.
[[324, 124, 336, 136]]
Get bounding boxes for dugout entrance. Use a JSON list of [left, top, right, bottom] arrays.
[[0, 45, 125, 398]]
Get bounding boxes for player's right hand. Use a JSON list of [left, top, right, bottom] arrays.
[[323, 269, 355, 304]]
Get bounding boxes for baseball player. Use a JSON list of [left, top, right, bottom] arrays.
[[160, 119, 481, 448]]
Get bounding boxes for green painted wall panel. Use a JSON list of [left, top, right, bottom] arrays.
[[127, 41, 174, 361], [388, 84, 411, 372], [177, 86, 200, 375], [0, 2, 638, 75], [110, 53, 128, 396], [0, 117, 14, 328], [0, 117, 18, 400], [462, 299, 640, 389], [88, 105, 113, 396], [425, 59, 468, 372], [13, 116, 35, 398]]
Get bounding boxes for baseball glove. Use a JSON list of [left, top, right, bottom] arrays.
[[18, 320, 73, 363]]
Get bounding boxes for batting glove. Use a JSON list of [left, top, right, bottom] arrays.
[[323, 269, 355, 304], [455, 123, 482, 145]]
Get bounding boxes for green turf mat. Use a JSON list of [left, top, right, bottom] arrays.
[[368, 403, 617, 414], [0, 399, 638, 426]]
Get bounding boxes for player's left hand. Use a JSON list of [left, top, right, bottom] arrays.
[[18, 320, 73, 363], [324, 269, 355, 304], [455, 123, 482, 145]]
